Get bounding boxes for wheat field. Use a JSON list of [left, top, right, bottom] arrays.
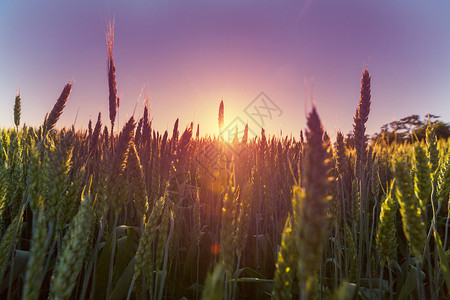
[[0, 34, 450, 300]]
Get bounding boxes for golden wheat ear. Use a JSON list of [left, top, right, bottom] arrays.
[[106, 17, 117, 133], [218, 99, 224, 132]]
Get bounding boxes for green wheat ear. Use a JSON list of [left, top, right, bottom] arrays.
[[220, 185, 238, 275], [14, 93, 21, 129], [395, 153, 427, 263], [133, 195, 165, 298], [272, 214, 296, 300], [235, 180, 252, 262], [412, 143, 431, 212], [23, 211, 49, 300], [0, 210, 24, 280], [437, 150, 450, 203], [426, 123, 439, 175], [201, 263, 224, 300], [127, 143, 148, 221], [376, 181, 398, 265], [49, 193, 94, 300]]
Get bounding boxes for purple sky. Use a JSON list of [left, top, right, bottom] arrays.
[[1, 0, 450, 138]]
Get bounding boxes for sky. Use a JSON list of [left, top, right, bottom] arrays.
[[1, 0, 450, 139]]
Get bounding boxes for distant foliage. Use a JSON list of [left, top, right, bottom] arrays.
[[373, 113, 450, 143]]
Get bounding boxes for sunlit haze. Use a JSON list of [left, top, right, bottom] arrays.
[[1, 0, 450, 138]]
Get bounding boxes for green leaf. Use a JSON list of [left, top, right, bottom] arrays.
[[181, 234, 200, 281], [433, 228, 450, 292], [11, 250, 29, 282], [113, 227, 138, 282], [0, 250, 29, 292], [113, 227, 138, 285], [94, 230, 115, 300], [115, 225, 140, 237], [358, 286, 384, 299], [334, 282, 356, 300], [397, 265, 425, 300], [359, 278, 389, 290], [389, 260, 402, 275], [228, 277, 273, 283], [227, 277, 274, 296], [232, 267, 266, 279], [187, 282, 203, 292], [109, 257, 135, 300]]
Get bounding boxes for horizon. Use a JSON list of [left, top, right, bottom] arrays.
[[1, 1, 450, 139]]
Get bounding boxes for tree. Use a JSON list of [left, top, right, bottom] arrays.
[[372, 114, 450, 143]]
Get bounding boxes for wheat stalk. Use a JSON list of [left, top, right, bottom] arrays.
[[49, 193, 94, 300]]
